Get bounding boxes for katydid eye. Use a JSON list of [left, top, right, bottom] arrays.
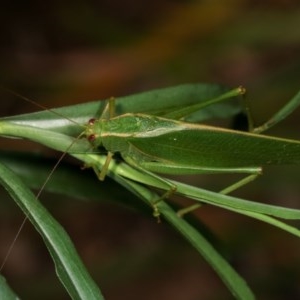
[[88, 134, 96, 142], [88, 118, 96, 125]]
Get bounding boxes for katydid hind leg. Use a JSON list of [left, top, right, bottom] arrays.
[[177, 173, 260, 217], [163, 86, 245, 121], [123, 156, 178, 219], [124, 152, 262, 219], [134, 169, 177, 221]]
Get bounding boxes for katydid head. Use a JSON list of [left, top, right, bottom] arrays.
[[85, 118, 102, 147]]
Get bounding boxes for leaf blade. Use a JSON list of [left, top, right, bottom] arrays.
[[121, 178, 255, 300], [1, 84, 241, 136], [0, 161, 104, 300]]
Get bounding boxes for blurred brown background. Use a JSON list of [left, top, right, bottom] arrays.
[[1, 1, 300, 299]]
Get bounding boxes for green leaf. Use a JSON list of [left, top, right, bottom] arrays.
[[1, 84, 241, 136], [120, 178, 255, 300], [0, 161, 104, 300], [1, 83, 300, 299], [97, 156, 300, 235], [254, 88, 300, 133], [0, 274, 20, 300], [0, 151, 148, 213]]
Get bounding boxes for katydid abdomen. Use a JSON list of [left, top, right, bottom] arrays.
[[87, 113, 300, 175]]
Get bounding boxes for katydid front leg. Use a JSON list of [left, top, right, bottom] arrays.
[[86, 97, 116, 181]]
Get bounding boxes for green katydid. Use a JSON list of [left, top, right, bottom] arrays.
[[0, 84, 245, 260], [83, 91, 300, 217], [1, 84, 300, 300], [87, 102, 300, 178], [2, 84, 300, 215]]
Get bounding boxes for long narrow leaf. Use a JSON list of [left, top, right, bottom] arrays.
[[98, 156, 300, 221], [0, 274, 20, 300], [119, 178, 255, 300], [254, 89, 300, 133], [1, 84, 241, 136], [0, 162, 103, 300]]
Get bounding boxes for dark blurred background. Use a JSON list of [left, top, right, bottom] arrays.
[[1, 1, 300, 299]]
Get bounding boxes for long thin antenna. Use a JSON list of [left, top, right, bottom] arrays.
[[0, 134, 84, 271], [0, 87, 86, 271], [1, 86, 84, 128]]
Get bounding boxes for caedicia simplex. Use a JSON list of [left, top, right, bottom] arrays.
[[1, 84, 300, 219], [1, 84, 300, 300], [82, 88, 300, 217], [0, 84, 248, 212]]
